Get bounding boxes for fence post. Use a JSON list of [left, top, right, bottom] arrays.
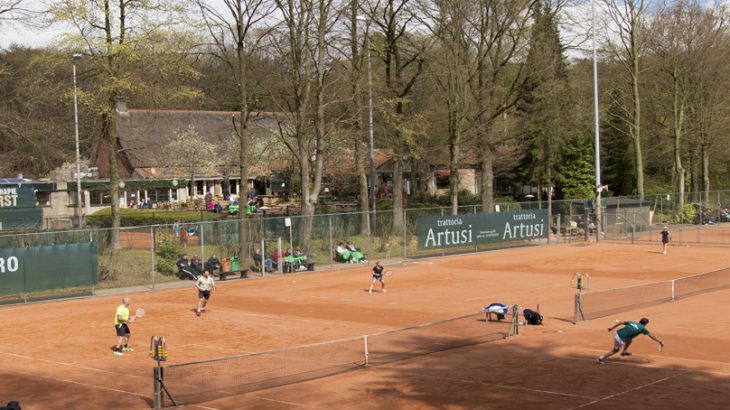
[[200, 223, 205, 263], [556, 214, 561, 245], [631, 224, 635, 244], [150, 225, 156, 290], [328, 215, 333, 271]]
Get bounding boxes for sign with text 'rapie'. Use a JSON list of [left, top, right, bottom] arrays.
[[417, 210, 548, 250]]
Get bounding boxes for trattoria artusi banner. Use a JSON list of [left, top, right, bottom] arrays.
[[417, 210, 548, 250]]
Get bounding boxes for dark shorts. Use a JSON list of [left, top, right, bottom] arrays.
[[115, 324, 130, 337], [198, 289, 211, 300], [662, 239, 669, 244], [372, 274, 383, 281]]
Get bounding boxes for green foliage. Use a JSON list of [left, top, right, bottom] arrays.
[[155, 231, 182, 276], [86, 208, 228, 227], [601, 87, 636, 196], [560, 136, 595, 199], [670, 204, 697, 224]]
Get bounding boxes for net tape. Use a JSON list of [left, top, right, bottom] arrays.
[[157, 312, 511, 407]]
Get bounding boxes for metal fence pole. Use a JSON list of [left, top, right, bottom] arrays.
[[150, 225, 156, 289], [200, 223, 205, 263], [328, 215, 333, 271]]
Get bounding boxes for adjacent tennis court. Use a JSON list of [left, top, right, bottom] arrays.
[[1, 236, 730, 409]]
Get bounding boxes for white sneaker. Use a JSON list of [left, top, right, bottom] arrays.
[[663, 251, 667, 255], [368, 290, 372, 294], [382, 289, 387, 293]]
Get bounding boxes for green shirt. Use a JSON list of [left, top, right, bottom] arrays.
[[617, 322, 649, 341]]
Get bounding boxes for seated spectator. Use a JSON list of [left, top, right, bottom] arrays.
[[335, 242, 349, 263], [246, 200, 256, 214], [228, 202, 240, 215], [191, 255, 203, 274], [207, 254, 222, 273], [292, 247, 308, 270], [253, 247, 276, 272], [346, 241, 367, 263], [214, 202, 223, 213], [229, 193, 238, 204], [207, 201, 215, 212], [176, 255, 198, 280]]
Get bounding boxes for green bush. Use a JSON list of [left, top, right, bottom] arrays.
[[86, 208, 229, 227], [155, 231, 182, 276], [670, 204, 696, 224]]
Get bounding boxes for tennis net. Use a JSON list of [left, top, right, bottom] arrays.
[[154, 311, 514, 408], [574, 267, 730, 322]]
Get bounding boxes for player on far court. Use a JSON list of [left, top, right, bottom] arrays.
[[195, 270, 216, 316], [368, 261, 387, 294], [113, 297, 135, 356], [660, 226, 672, 254], [597, 318, 664, 364]]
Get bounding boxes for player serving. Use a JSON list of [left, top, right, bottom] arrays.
[[597, 318, 664, 364], [368, 261, 387, 294], [195, 269, 216, 316]]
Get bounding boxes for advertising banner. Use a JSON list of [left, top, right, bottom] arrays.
[[417, 210, 548, 250]]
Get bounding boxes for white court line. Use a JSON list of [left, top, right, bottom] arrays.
[[570, 350, 730, 376], [252, 395, 318, 408], [413, 372, 599, 400], [54, 377, 146, 399], [0, 350, 149, 379], [566, 371, 690, 409]]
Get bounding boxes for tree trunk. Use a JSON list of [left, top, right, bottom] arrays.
[[449, 110, 460, 216], [104, 110, 121, 252], [480, 145, 494, 213], [673, 76, 685, 213], [392, 145, 404, 235], [702, 143, 710, 204], [632, 65, 644, 201], [237, 12, 250, 267]]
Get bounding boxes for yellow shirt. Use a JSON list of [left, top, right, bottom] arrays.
[[115, 304, 129, 325]]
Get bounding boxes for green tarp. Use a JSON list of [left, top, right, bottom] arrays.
[[0, 242, 98, 296]]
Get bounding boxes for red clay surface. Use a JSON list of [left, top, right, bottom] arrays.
[[2, 233, 730, 409]]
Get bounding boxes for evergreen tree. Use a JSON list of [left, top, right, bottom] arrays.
[[601, 87, 636, 196], [561, 135, 595, 199], [516, 0, 571, 202]]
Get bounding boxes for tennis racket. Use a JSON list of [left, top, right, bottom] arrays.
[[384, 271, 394, 277], [130, 307, 145, 322]]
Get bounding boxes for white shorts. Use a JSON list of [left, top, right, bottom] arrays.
[[613, 332, 627, 350]]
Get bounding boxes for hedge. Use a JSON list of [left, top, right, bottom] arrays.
[[86, 208, 231, 227]]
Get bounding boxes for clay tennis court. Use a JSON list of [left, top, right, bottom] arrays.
[[1, 234, 730, 409]]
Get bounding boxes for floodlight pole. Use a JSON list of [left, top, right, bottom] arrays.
[[592, 0, 602, 242], [73, 53, 83, 228]]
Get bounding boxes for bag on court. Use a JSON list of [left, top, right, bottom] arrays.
[[483, 303, 509, 321], [1, 402, 21, 410], [523, 309, 543, 325]]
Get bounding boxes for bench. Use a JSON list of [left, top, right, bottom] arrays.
[[214, 269, 249, 281]]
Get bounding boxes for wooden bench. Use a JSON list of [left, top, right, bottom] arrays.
[[214, 269, 249, 281]]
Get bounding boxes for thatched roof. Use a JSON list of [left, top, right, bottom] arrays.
[[115, 105, 282, 169]]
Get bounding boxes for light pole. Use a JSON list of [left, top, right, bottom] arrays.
[[73, 53, 83, 227], [358, 16, 377, 232], [591, 0, 602, 241]]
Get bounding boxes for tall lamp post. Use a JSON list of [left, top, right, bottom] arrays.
[[72, 53, 83, 227], [357, 16, 377, 231], [591, 0, 602, 241]]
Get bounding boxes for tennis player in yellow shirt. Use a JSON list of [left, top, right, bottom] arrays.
[[113, 297, 135, 356], [195, 270, 216, 316]]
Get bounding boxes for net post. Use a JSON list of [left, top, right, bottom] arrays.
[[573, 292, 583, 323], [510, 304, 520, 337], [363, 335, 369, 366], [153, 366, 162, 409]]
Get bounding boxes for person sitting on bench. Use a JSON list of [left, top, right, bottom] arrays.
[[176, 255, 199, 280], [346, 241, 367, 263], [335, 242, 350, 263], [207, 254, 222, 274], [253, 247, 276, 272]]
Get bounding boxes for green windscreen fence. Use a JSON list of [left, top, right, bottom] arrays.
[[0, 242, 98, 296]]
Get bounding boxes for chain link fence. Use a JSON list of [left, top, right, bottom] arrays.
[[2, 190, 729, 301]]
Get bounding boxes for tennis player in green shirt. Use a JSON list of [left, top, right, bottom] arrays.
[[597, 318, 664, 364]]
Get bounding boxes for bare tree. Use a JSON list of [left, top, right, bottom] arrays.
[[468, 0, 535, 213], [604, 0, 652, 200], [196, 0, 275, 266], [365, 0, 429, 234]]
